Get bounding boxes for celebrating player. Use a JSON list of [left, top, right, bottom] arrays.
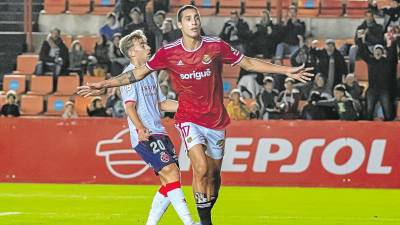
[[78, 5, 313, 225], [118, 30, 197, 225]]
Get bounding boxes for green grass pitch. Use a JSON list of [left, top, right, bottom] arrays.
[[0, 183, 399, 225]]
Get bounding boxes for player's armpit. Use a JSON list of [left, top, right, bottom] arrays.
[[159, 100, 179, 112]]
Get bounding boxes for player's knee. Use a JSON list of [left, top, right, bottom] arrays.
[[160, 164, 180, 181], [192, 163, 208, 179]]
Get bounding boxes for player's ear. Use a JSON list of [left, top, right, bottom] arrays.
[[177, 21, 183, 29]]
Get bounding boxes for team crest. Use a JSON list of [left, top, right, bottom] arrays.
[[160, 152, 170, 163], [216, 139, 225, 149], [202, 54, 212, 64], [187, 137, 193, 143]]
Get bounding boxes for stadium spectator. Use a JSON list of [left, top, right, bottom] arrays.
[[357, 31, 397, 121], [160, 82, 176, 119], [105, 88, 126, 118], [349, 10, 384, 72], [35, 28, 69, 91], [369, 0, 400, 32], [219, 10, 251, 54], [249, 10, 278, 58], [161, 18, 181, 45], [120, 0, 148, 26], [1, 90, 20, 117], [237, 71, 263, 99], [295, 73, 332, 100], [69, 40, 96, 80], [93, 35, 111, 76], [153, 0, 169, 13], [301, 90, 332, 120], [62, 101, 78, 119], [87, 97, 110, 117], [269, 59, 286, 92], [310, 39, 348, 94], [291, 36, 315, 68], [256, 76, 280, 120], [275, 5, 306, 60], [226, 89, 249, 120], [108, 33, 130, 76], [100, 12, 122, 41], [145, 6, 167, 52], [122, 7, 146, 36], [312, 84, 358, 121], [343, 73, 363, 102], [248, 101, 260, 120], [277, 78, 301, 119]]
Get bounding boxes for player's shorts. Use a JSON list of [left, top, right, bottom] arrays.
[[175, 122, 226, 160], [134, 134, 178, 173]]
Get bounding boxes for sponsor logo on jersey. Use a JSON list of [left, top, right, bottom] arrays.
[[177, 60, 184, 66], [202, 54, 212, 64], [180, 68, 212, 80]]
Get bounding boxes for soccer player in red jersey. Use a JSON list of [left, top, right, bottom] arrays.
[[78, 5, 313, 224]]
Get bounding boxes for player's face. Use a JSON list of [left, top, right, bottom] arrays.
[[130, 38, 151, 61], [178, 9, 201, 39]]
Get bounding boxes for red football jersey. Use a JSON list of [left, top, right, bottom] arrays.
[[146, 36, 244, 129]]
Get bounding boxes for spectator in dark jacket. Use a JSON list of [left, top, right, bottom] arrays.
[[290, 36, 315, 68], [275, 5, 306, 60], [69, 40, 96, 80], [122, 7, 147, 36], [106, 88, 126, 118], [249, 10, 278, 58], [357, 32, 397, 121], [369, 0, 400, 32], [277, 78, 301, 119], [1, 90, 20, 117], [93, 34, 111, 75], [310, 39, 348, 94], [219, 10, 252, 54], [108, 33, 130, 76], [161, 18, 181, 45], [36, 28, 69, 91], [87, 97, 110, 117], [257, 76, 280, 120], [343, 73, 363, 102], [120, 0, 148, 26], [349, 10, 384, 72]]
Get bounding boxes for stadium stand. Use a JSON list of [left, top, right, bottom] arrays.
[[92, 0, 116, 15], [54, 75, 80, 96], [223, 77, 237, 97], [2, 75, 26, 95], [244, 0, 268, 16], [222, 64, 240, 78], [43, 0, 66, 14], [320, 0, 343, 17], [27, 75, 53, 96], [16, 54, 39, 75], [76, 35, 98, 54], [67, 0, 91, 14], [354, 60, 369, 81], [217, 0, 242, 16], [297, 0, 320, 17], [20, 95, 44, 115], [346, 0, 369, 17], [60, 34, 73, 49], [45, 95, 71, 115], [83, 76, 105, 85]]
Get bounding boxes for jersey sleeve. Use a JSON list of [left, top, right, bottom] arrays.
[[146, 47, 168, 71], [219, 40, 244, 66], [119, 84, 137, 104]]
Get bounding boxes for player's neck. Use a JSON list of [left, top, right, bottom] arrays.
[[131, 58, 145, 68], [182, 36, 202, 51]]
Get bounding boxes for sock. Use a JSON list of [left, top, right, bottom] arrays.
[[146, 186, 170, 225], [210, 195, 218, 208], [165, 181, 194, 225], [195, 192, 213, 225]]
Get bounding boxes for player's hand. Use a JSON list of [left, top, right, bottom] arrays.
[[138, 128, 150, 142], [287, 64, 314, 83], [76, 82, 106, 97]]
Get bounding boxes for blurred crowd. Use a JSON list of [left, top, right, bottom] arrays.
[[4, 0, 399, 121]]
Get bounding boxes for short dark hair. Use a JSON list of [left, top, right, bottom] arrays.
[[177, 5, 199, 22]]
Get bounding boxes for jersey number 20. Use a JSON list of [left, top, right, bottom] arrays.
[[150, 140, 166, 154]]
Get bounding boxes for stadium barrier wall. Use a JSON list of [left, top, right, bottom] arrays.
[[0, 118, 399, 188]]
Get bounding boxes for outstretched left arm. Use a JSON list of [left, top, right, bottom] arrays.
[[237, 56, 314, 83]]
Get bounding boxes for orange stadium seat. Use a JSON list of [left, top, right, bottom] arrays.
[[83, 76, 105, 85], [20, 95, 44, 115], [68, 0, 91, 14], [76, 35, 98, 54], [2, 75, 26, 94], [346, 0, 368, 18], [223, 77, 237, 97], [197, 0, 217, 16], [54, 75, 80, 96], [46, 95, 71, 115], [60, 34, 73, 49], [320, 0, 343, 17], [377, 0, 392, 8], [0, 95, 7, 107], [92, 0, 116, 15], [354, 60, 369, 81], [244, 0, 267, 16], [218, 0, 242, 16], [16, 54, 39, 74], [43, 0, 66, 14], [75, 95, 106, 116], [28, 75, 53, 95], [222, 64, 240, 78], [298, 0, 320, 17]]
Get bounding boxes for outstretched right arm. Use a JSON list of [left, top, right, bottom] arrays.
[[77, 65, 151, 97]]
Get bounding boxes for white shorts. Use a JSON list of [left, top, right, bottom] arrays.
[[175, 122, 226, 160]]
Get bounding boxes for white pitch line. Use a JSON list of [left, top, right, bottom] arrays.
[[0, 212, 22, 216], [0, 193, 149, 200]]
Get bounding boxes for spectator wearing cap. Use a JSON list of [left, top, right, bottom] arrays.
[[256, 76, 280, 120], [120, 0, 148, 26], [349, 10, 384, 72], [276, 78, 301, 119], [87, 97, 110, 117], [249, 10, 278, 58], [312, 84, 358, 121], [310, 39, 348, 94], [108, 33, 130, 76], [357, 31, 397, 121], [226, 89, 250, 120], [343, 73, 363, 103], [100, 12, 122, 41], [122, 7, 147, 36], [62, 101, 78, 119], [219, 10, 252, 54], [1, 90, 20, 117], [35, 28, 69, 91], [274, 4, 306, 61]]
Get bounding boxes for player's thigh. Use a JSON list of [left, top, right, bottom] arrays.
[[175, 122, 206, 155], [188, 144, 209, 176], [158, 163, 180, 183]]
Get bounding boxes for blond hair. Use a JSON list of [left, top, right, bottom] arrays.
[[119, 30, 147, 58]]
